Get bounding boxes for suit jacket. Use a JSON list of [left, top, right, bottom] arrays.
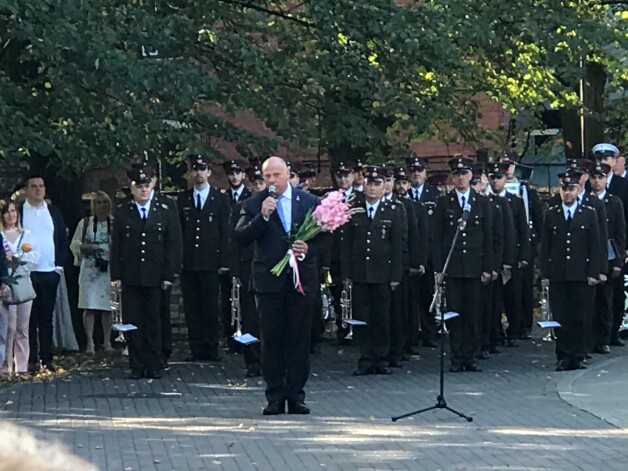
[[489, 194, 516, 268], [111, 198, 181, 287], [341, 199, 403, 284], [19, 203, 69, 268], [233, 187, 321, 294], [179, 187, 229, 271], [503, 192, 531, 264], [432, 189, 493, 278], [601, 193, 626, 270], [541, 204, 601, 281]]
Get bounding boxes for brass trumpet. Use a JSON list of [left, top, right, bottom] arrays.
[[540, 278, 555, 341], [230, 276, 242, 338], [340, 279, 353, 340]]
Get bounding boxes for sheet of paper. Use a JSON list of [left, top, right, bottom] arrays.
[[443, 311, 459, 321], [345, 319, 367, 326], [233, 333, 259, 345], [537, 320, 561, 329], [112, 323, 138, 332]]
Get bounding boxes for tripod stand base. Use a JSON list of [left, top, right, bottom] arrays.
[[391, 395, 473, 422]]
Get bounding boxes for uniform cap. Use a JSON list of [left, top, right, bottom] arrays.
[[590, 162, 611, 177], [381, 163, 396, 178], [498, 152, 518, 165], [592, 143, 619, 158], [447, 156, 473, 173], [189, 154, 210, 170], [487, 161, 509, 177], [560, 174, 580, 187], [247, 165, 264, 181], [566, 158, 593, 174], [353, 160, 365, 172], [336, 162, 353, 175], [127, 166, 154, 185], [395, 167, 410, 181], [222, 159, 245, 174], [362, 165, 385, 183], [471, 164, 485, 184], [405, 156, 427, 170]]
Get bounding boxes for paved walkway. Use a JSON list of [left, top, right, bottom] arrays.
[[1, 336, 627, 471]]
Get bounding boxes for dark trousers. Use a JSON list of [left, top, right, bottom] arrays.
[[416, 269, 437, 344], [480, 280, 494, 352], [550, 281, 594, 365], [160, 286, 172, 361], [29, 271, 61, 364], [520, 262, 535, 332], [490, 276, 506, 347], [310, 278, 323, 346], [122, 285, 162, 373], [353, 282, 391, 369], [238, 266, 261, 371], [181, 271, 220, 358], [594, 280, 614, 347], [445, 277, 482, 366], [256, 280, 313, 404], [504, 267, 524, 339], [388, 272, 408, 362], [612, 268, 626, 338]]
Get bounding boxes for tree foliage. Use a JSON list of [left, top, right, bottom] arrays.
[[0, 0, 625, 174]]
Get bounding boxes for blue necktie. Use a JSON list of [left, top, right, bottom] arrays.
[[141, 208, 147, 220], [276, 195, 289, 233]]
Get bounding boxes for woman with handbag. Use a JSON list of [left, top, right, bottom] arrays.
[[70, 192, 113, 354], [0, 200, 39, 377]]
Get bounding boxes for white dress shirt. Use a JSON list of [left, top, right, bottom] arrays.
[[563, 202, 577, 220], [231, 185, 244, 202], [135, 200, 152, 219], [193, 185, 210, 209], [411, 184, 424, 200], [365, 199, 381, 219], [21, 200, 56, 272], [455, 189, 471, 208]]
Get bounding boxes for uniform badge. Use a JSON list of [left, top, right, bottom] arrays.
[[209, 215, 213, 222], [428, 209, 433, 215], [161, 203, 168, 209]]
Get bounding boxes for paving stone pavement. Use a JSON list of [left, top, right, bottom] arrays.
[[1, 336, 628, 471]]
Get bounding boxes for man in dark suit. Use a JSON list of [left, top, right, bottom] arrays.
[[433, 157, 493, 372], [179, 155, 229, 362], [541, 175, 601, 371], [342, 166, 403, 376], [110, 167, 181, 379], [234, 156, 321, 415], [593, 143, 628, 346], [589, 162, 626, 353], [406, 156, 440, 350], [20, 176, 69, 372]]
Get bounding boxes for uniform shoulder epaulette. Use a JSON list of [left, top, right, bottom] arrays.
[[581, 204, 595, 211], [548, 204, 560, 211]]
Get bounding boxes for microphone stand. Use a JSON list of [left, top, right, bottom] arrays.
[[392, 215, 473, 423]]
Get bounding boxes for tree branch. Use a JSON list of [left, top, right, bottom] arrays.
[[217, 0, 314, 28]]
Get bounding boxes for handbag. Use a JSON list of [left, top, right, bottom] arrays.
[[3, 232, 37, 305]]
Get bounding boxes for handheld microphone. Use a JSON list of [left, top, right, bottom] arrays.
[[268, 184, 277, 198], [458, 203, 471, 230]]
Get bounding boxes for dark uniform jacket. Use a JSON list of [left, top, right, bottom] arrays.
[[329, 190, 365, 283], [606, 174, 628, 249], [541, 204, 601, 281], [233, 187, 322, 294], [432, 189, 493, 278], [600, 192, 626, 271], [387, 194, 415, 271], [502, 191, 531, 264], [179, 187, 229, 271], [416, 183, 440, 263], [227, 186, 252, 207], [111, 198, 182, 287], [341, 199, 404, 284], [549, 191, 608, 274]]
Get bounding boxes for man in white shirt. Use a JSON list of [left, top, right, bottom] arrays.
[[20, 176, 69, 372]]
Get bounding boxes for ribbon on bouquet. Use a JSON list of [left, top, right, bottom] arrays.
[[287, 249, 306, 295]]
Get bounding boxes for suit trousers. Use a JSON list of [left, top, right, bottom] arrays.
[[122, 285, 162, 373], [594, 281, 614, 347], [256, 279, 314, 404], [29, 271, 61, 365], [520, 262, 535, 332], [445, 277, 482, 366], [550, 281, 593, 364], [353, 282, 391, 369], [388, 272, 408, 362], [504, 267, 524, 338], [238, 265, 261, 371], [181, 271, 220, 358]]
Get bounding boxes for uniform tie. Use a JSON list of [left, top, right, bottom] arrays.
[[368, 207, 374, 220], [196, 193, 202, 210], [141, 207, 147, 220], [567, 208, 572, 222], [414, 189, 419, 201], [233, 191, 238, 202], [460, 195, 466, 209]]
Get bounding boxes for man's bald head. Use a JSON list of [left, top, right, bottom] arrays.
[[262, 156, 290, 194]]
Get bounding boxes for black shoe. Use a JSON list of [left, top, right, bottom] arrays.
[[263, 401, 285, 415], [449, 365, 463, 373], [556, 360, 569, 372], [43, 363, 56, 372], [373, 366, 392, 375], [422, 339, 439, 349], [479, 351, 491, 360], [584, 352, 592, 360], [389, 360, 403, 368], [573, 360, 586, 370], [465, 362, 482, 372], [352, 367, 373, 376], [488, 346, 501, 354], [287, 401, 310, 415], [610, 336, 625, 347], [128, 369, 144, 379], [594, 345, 611, 354], [245, 368, 261, 378], [406, 345, 420, 355], [27, 362, 39, 374], [506, 339, 519, 347], [161, 360, 170, 370], [145, 370, 161, 379]]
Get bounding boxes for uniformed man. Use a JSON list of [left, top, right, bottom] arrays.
[[342, 166, 403, 376], [287, 161, 300, 188], [541, 174, 601, 371], [499, 154, 544, 340], [589, 162, 626, 354], [592, 143, 628, 347], [433, 157, 493, 372], [488, 161, 530, 346], [224, 159, 252, 204], [179, 155, 230, 362], [111, 167, 182, 379], [352, 160, 365, 192], [406, 156, 440, 350], [229, 165, 266, 377]]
